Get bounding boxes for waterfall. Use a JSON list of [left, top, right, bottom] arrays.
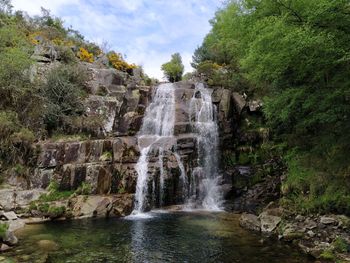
[[131, 82, 222, 215], [187, 83, 223, 210], [132, 83, 176, 214]]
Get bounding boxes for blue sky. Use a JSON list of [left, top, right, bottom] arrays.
[[12, 0, 223, 79]]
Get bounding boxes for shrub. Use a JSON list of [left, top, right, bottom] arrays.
[[75, 182, 92, 195], [41, 64, 87, 134], [107, 51, 137, 72], [77, 47, 94, 63]]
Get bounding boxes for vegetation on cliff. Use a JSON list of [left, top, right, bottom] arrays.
[[0, 1, 142, 178], [194, 0, 350, 215]]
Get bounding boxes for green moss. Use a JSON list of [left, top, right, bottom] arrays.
[[0, 223, 9, 239], [320, 249, 336, 261]]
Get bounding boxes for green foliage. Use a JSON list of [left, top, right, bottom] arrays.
[[39, 181, 74, 202], [47, 205, 66, 218], [319, 249, 336, 261], [333, 237, 349, 253], [41, 64, 87, 133], [0, 222, 8, 239], [161, 53, 184, 82], [196, 0, 350, 215], [75, 182, 92, 195]]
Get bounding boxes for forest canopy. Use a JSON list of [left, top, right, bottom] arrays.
[[194, 0, 350, 214]]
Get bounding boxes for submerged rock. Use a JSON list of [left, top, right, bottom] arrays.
[[37, 239, 59, 251], [239, 213, 261, 232]]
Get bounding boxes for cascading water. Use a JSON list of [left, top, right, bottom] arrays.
[[132, 83, 176, 214], [131, 82, 222, 215], [187, 83, 223, 210]]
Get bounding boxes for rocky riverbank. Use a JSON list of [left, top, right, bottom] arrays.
[[239, 204, 350, 262]]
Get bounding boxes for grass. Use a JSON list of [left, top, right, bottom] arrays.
[[51, 132, 89, 142]]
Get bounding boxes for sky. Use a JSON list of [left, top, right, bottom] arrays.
[[11, 0, 223, 79]]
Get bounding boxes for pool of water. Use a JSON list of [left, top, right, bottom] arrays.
[[7, 211, 312, 263]]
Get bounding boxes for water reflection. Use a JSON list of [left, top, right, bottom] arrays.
[[7, 212, 312, 263]]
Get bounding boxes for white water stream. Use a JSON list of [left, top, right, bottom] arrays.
[[131, 82, 222, 215]]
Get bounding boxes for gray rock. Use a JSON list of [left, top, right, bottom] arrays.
[[248, 100, 263, 112], [0, 244, 11, 252], [304, 218, 317, 230], [307, 230, 316, 238], [320, 216, 338, 225], [259, 211, 281, 233], [3, 231, 18, 246], [239, 213, 261, 232], [295, 215, 305, 222], [232, 92, 246, 114], [1, 211, 17, 220]]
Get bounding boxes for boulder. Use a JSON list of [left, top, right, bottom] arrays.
[[247, 100, 262, 112], [259, 211, 281, 233], [1, 211, 17, 220], [320, 216, 338, 225], [0, 244, 11, 252], [3, 231, 18, 246], [282, 223, 304, 241], [232, 92, 246, 114], [239, 213, 261, 232]]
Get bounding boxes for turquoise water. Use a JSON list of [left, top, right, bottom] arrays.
[[7, 212, 311, 263]]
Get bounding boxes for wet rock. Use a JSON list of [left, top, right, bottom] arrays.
[[259, 211, 281, 233], [239, 213, 261, 232], [3, 231, 18, 246], [8, 219, 25, 232], [0, 244, 11, 252], [282, 223, 304, 241]]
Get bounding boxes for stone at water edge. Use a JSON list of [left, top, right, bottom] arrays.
[[0, 244, 11, 252], [0, 212, 17, 221], [239, 213, 261, 232], [259, 211, 281, 233], [3, 231, 18, 246]]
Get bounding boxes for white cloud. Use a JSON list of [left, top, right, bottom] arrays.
[[12, 0, 80, 15], [11, 0, 220, 79]]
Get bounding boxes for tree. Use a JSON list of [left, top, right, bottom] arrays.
[[194, 0, 350, 214], [161, 53, 184, 82]]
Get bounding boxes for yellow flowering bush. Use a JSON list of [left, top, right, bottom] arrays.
[[107, 51, 137, 72], [77, 47, 94, 63]]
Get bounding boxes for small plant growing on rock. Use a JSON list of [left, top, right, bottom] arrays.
[[0, 223, 8, 239], [75, 182, 92, 195]]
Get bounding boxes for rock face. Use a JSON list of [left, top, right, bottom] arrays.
[[70, 194, 133, 218]]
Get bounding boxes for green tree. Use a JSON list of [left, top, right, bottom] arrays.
[[195, 0, 350, 214], [161, 53, 184, 82]]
